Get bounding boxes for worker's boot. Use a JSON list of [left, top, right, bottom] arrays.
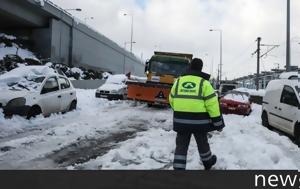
[[203, 155, 217, 170]]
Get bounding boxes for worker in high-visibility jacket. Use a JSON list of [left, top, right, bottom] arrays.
[[169, 58, 225, 170]]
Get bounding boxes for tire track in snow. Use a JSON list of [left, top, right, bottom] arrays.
[[44, 119, 150, 168]]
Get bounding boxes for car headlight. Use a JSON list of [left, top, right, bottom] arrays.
[[6, 97, 26, 107]]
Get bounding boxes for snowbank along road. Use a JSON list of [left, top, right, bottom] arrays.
[[0, 89, 299, 170]]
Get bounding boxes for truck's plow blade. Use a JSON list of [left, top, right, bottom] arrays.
[[126, 81, 172, 105]]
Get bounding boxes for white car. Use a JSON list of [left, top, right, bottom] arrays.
[[95, 74, 127, 100], [0, 66, 77, 119], [262, 73, 299, 143]]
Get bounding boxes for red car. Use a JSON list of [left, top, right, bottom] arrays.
[[220, 91, 252, 116]]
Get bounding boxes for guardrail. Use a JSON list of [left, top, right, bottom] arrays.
[[71, 80, 105, 89]]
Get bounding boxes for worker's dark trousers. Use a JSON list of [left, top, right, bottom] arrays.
[[173, 132, 212, 170]]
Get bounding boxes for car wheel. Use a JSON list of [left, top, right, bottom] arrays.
[[261, 111, 271, 129], [69, 101, 77, 111], [294, 122, 300, 146], [27, 106, 42, 119]]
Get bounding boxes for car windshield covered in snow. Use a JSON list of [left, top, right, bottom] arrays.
[[106, 75, 127, 85], [0, 66, 55, 91], [223, 91, 250, 103]]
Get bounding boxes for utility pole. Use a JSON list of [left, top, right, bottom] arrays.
[[256, 37, 261, 91], [252, 37, 279, 90], [286, 0, 291, 71]]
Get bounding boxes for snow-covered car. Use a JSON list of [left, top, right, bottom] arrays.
[[0, 66, 77, 119], [95, 74, 127, 100], [262, 77, 300, 143], [220, 91, 252, 115]]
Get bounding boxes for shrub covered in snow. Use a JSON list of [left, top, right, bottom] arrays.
[[0, 33, 41, 74]]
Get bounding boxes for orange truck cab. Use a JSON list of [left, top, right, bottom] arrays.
[[126, 51, 192, 105]]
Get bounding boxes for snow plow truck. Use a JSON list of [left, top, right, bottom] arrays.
[[126, 51, 192, 105]]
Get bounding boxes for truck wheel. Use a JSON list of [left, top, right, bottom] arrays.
[[27, 106, 42, 119], [261, 111, 271, 129], [69, 101, 77, 111]]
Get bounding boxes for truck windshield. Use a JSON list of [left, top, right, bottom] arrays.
[[149, 61, 189, 77]]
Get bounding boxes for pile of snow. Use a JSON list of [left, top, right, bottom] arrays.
[[0, 34, 16, 40], [0, 43, 37, 61], [0, 66, 55, 91], [234, 88, 266, 97], [70, 67, 84, 78], [0, 33, 37, 61], [223, 92, 249, 103]]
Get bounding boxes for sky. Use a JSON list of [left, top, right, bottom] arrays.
[[50, 0, 300, 79]]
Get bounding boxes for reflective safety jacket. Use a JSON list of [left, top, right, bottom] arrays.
[[169, 72, 225, 133]]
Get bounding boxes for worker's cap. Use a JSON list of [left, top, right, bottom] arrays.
[[190, 58, 203, 71]]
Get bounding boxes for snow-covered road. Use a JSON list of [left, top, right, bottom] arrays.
[[0, 89, 299, 170]]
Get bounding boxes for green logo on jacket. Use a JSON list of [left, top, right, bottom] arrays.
[[182, 82, 196, 89], [180, 82, 197, 93]]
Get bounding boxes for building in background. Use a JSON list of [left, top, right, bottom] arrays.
[[234, 66, 299, 90]]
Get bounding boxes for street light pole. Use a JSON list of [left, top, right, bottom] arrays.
[[220, 31, 223, 82], [286, 0, 291, 71], [124, 13, 134, 53], [210, 29, 223, 84]]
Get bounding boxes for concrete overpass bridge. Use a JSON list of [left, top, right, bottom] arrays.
[[0, 0, 144, 75]]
